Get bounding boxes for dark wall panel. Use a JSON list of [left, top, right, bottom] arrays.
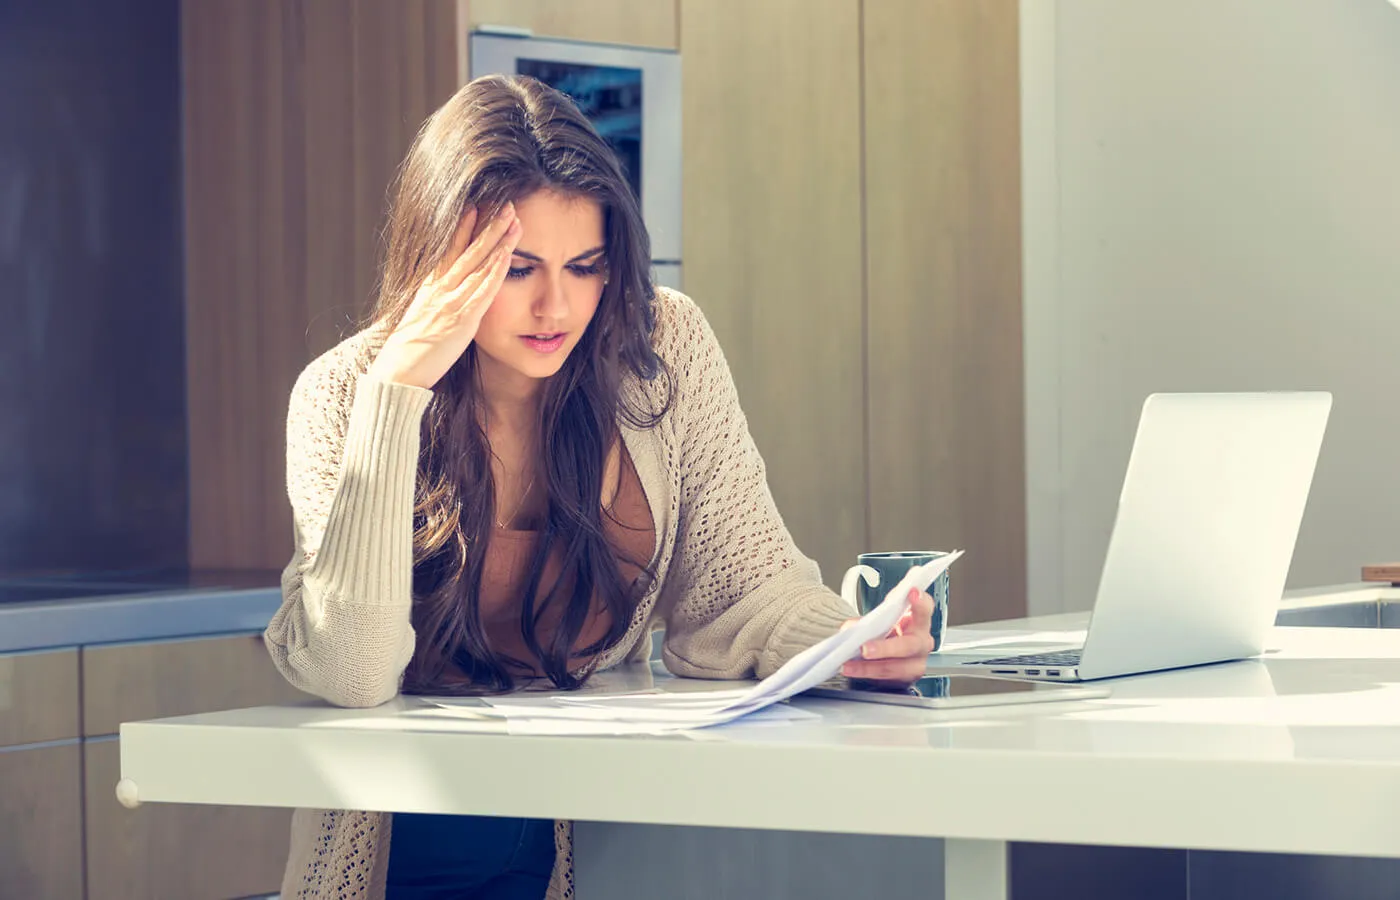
[[0, 0, 186, 575]]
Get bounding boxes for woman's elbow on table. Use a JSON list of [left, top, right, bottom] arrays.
[[270, 639, 412, 709], [264, 590, 417, 708], [318, 677, 403, 709]]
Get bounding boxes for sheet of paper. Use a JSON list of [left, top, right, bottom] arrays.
[[428, 550, 965, 735], [499, 703, 819, 736], [477, 702, 736, 724], [555, 687, 754, 707]]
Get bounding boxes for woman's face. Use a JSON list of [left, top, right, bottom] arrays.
[[472, 189, 607, 388]]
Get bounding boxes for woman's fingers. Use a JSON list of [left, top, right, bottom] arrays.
[[431, 207, 477, 283], [841, 656, 927, 683], [838, 589, 935, 683], [454, 219, 521, 314], [854, 591, 935, 660], [856, 629, 935, 662], [369, 212, 521, 391], [436, 203, 516, 293], [906, 589, 934, 633]]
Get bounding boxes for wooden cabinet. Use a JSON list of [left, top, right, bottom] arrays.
[[862, 0, 1025, 623], [0, 743, 84, 900], [78, 633, 306, 899], [0, 648, 80, 746], [679, 0, 868, 588], [1, 637, 302, 899], [0, 650, 83, 899], [82, 633, 307, 737], [180, 0, 459, 572], [84, 739, 291, 900]]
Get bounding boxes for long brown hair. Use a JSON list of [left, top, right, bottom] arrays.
[[368, 75, 672, 694]]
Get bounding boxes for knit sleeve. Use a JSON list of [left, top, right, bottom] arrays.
[[654, 293, 856, 680], [263, 345, 433, 708]]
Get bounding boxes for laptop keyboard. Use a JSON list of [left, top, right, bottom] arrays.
[[967, 649, 1083, 667]]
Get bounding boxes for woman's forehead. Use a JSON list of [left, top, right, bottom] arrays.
[[511, 190, 605, 258]]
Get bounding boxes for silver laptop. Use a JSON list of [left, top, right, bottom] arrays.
[[927, 391, 1332, 682]]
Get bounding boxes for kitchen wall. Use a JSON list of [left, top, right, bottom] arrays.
[[1021, 0, 1400, 614]]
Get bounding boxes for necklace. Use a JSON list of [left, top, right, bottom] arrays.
[[496, 472, 538, 530]]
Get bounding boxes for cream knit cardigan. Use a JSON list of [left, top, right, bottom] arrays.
[[264, 288, 855, 899]]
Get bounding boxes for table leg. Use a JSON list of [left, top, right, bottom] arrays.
[[945, 838, 1009, 900]]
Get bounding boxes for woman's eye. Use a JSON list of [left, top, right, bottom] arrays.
[[506, 266, 534, 280], [568, 262, 604, 278]]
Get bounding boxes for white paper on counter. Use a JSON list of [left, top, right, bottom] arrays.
[[494, 702, 820, 736], [430, 550, 965, 735]]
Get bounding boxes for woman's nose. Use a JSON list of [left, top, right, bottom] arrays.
[[533, 275, 569, 319]]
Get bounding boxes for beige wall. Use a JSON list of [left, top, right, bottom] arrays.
[[1021, 0, 1400, 614], [862, 0, 1025, 623], [678, 0, 868, 601]]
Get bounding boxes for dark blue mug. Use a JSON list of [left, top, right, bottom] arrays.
[[841, 551, 952, 651]]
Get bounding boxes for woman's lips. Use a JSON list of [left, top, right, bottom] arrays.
[[521, 333, 566, 354]]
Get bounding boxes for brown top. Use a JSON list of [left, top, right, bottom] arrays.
[[479, 444, 655, 676]]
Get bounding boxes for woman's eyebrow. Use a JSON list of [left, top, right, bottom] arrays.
[[569, 246, 605, 263], [510, 246, 606, 264]]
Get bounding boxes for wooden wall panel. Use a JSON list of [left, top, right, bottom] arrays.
[[0, 650, 80, 747], [0, 744, 84, 899], [468, 0, 678, 50], [680, 0, 866, 588], [862, 0, 1025, 623], [85, 739, 291, 900], [183, 1, 460, 570], [0, 0, 187, 577], [82, 634, 308, 737]]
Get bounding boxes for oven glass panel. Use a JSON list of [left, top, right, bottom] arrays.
[[518, 58, 643, 204]]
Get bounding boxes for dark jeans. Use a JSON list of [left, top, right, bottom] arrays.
[[385, 812, 556, 900]]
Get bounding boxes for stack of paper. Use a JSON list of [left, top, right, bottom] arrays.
[[431, 550, 964, 735]]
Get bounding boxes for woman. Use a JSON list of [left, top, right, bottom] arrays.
[[264, 74, 937, 900]]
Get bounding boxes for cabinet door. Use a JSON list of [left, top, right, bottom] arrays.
[[0, 648, 80, 746], [679, 0, 867, 587], [0, 743, 84, 899], [82, 632, 308, 737], [863, 0, 1026, 623], [85, 738, 291, 900], [181, 0, 459, 572], [82, 634, 304, 898]]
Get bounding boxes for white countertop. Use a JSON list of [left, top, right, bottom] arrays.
[[1279, 580, 1400, 609], [120, 598, 1400, 860]]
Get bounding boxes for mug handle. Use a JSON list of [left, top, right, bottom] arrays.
[[840, 564, 881, 612]]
